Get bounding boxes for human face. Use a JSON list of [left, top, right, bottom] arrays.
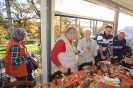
[[71, 31, 78, 40], [118, 34, 125, 41], [105, 28, 112, 36], [84, 31, 91, 41]]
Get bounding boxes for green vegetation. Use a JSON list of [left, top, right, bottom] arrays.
[[0, 43, 40, 58], [25, 43, 40, 54], [0, 45, 6, 58], [0, 43, 42, 77]]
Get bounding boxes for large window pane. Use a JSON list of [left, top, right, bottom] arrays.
[[55, 0, 114, 21], [118, 13, 133, 53]]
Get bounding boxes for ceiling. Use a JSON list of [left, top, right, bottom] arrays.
[[112, 0, 133, 11], [85, 0, 133, 16], [116, 0, 133, 10]]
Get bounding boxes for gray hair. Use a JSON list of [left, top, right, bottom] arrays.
[[84, 28, 93, 36], [65, 26, 77, 34], [12, 28, 27, 41], [118, 31, 126, 36]]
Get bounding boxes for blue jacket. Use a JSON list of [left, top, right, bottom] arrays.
[[113, 36, 126, 57]]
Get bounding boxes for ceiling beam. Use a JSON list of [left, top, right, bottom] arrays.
[[97, 0, 133, 13], [55, 11, 113, 23], [112, 0, 133, 11], [85, 0, 133, 16], [84, 0, 119, 11]]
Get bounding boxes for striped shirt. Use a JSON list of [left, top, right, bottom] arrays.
[[10, 45, 30, 66], [113, 36, 126, 56], [97, 31, 113, 51]]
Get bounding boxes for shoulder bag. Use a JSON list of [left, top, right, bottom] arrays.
[[29, 57, 39, 70]]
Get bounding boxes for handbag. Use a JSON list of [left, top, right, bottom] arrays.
[[29, 57, 39, 70], [23, 46, 39, 70]]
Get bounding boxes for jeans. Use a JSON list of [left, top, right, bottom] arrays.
[[15, 66, 35, 88]]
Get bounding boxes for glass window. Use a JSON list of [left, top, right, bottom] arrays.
[[118, 13, 133, 52], [55, 0, 114, 21]]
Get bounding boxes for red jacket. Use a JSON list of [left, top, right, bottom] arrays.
[[5, 39, 28, 77]]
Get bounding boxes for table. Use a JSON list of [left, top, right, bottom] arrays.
[[37, 63, 133, 88]]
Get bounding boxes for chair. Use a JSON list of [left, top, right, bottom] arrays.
[[48, 68, 71, 82], [78, 61, 92, 71], [3, 80, 35, 88]]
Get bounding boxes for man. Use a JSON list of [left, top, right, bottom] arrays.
[[77, 28, 97, 65], [125, 56, 133, 65], [122, 56, 133, 69], [95, 25, 114, 62], [110, 32, 126, 64], [50, 26, 78, 73], [74, 28, 97, 72], [113, 31, 126, 57]]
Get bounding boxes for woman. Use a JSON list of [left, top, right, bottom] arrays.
[[4, 28, 35, 88], [74, 28, 97, 72]]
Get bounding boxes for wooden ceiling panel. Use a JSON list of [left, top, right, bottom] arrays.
[[85, 0, 133, 16], [112, 0, 133, 11]]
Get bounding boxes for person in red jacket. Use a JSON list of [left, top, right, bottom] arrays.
[[4, 28, 35, 88]]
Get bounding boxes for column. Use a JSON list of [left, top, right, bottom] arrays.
[[41, 0, 55, 83]]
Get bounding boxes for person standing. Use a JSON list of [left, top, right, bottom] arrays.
[[38, 39, 41, 46], [50, 26, 78, 73], [113, 31, 126, 57], [74, 28, 97, 72], [95, 25, 114, 63], [4, 28, 34, 88]]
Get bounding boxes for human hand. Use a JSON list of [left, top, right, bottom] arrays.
[[125, 57, 133, 64], [101, 55, 106, 60], [84, 48, 90, 53], [131, 56, 133, 59], [107, 58, 111, 61], [92, 53, 95, 58], [86, 46, 91, 52], [58, 65, 68, 73], [75, 50, 80, 55], [26, 52, 31, 57], [110, 55, 113, 59]]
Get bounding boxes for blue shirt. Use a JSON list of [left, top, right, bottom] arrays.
[[113, 35, 126, 57]]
